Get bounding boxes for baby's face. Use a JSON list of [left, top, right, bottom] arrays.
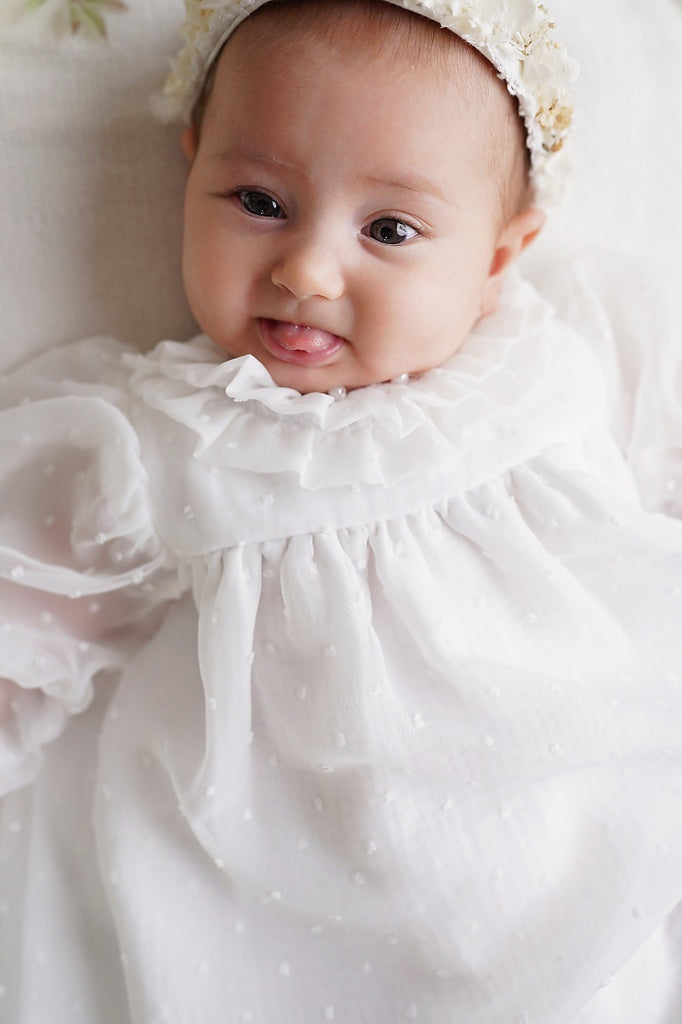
[[181, 12, 536, 393]]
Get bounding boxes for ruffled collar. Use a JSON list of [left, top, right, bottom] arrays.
[[124, 274, 607, 492], [127, 274, 562, 420]]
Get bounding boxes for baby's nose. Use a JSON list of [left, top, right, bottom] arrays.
[[270, 231, 345, 302]]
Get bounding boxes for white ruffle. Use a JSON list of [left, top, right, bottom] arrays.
[[126, 276, 606, 498], [0, 632, 122, 797]]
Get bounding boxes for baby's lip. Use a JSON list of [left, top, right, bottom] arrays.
[[260, 319, 346, 365]]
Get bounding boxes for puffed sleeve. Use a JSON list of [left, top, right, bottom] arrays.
[[537, 250, 682, 517], [0, 338, 185, 796]]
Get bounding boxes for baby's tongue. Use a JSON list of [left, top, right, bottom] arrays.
[[270, 321, 339, 353]]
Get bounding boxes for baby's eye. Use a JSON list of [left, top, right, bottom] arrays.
[[367, 218, 418, 245], [239, 190, 285, 218]]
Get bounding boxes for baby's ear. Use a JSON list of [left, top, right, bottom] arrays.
[[181, 125, 199, 162], [480, 207, 546, 317]]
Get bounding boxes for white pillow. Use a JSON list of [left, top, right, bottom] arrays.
[[1, 0, 680, 368]]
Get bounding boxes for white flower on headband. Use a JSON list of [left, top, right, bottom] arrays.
[[156, 0, 578, 206]]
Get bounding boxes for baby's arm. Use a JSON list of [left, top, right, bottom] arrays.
[[0, 338, 183, 796]]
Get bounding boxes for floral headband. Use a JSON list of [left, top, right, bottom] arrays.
[[157, 0, 579, 206]]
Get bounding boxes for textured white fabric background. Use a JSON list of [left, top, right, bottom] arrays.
[[0, 0, 680, 364], [0, 0, 192, 364]]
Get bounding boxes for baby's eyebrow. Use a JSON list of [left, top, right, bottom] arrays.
[[208, 148, 300, 175], [362, 173, 451, 205], [207, 150, 449, 200]]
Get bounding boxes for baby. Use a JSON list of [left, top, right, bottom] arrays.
[[1, 2, 681, 1022], [177, 0, 545, 396]]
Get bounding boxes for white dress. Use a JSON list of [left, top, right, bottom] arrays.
[[1, 265, 681, 1024]]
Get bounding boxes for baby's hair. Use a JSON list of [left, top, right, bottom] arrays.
[[192, 0, 532, 223]]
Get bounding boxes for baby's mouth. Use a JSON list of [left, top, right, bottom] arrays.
[[260, 319, 346, 365]]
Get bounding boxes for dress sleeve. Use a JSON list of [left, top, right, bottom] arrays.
[[0, 339, 184, 796], [536, 250, 682, 518]]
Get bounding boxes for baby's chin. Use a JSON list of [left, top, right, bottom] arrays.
[[257, 356, 395, 396], [269, 366, 410, 395]]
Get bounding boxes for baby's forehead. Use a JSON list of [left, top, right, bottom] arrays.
[[222, 2, 519, 145], [235, 0, 496, 80], [220, 0, 514, 139]]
